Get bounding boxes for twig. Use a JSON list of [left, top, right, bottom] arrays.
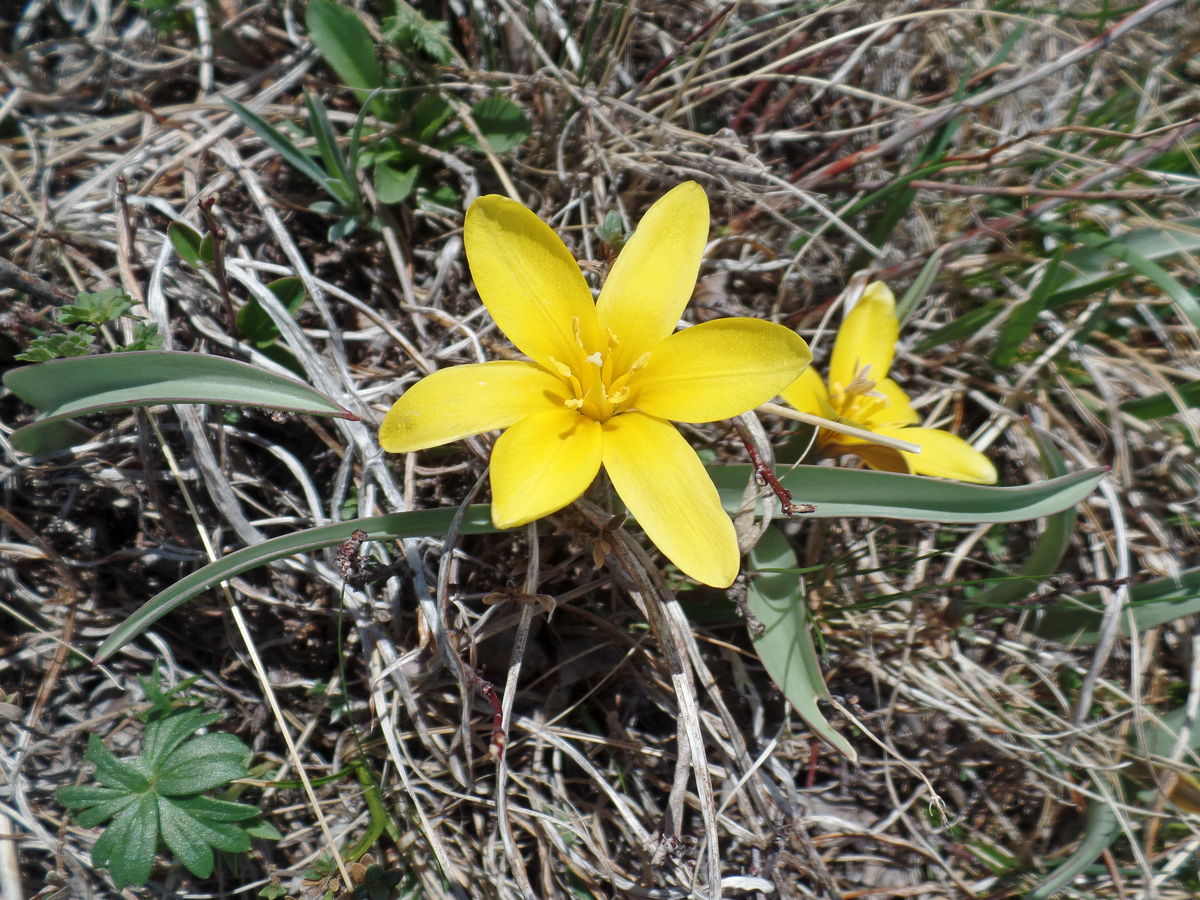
[[0, 256, 74, 306]]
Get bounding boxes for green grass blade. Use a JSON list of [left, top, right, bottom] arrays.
[[223, 96, 337, 197], [712, 465, 1105, 523], [303, 91, 358, 209], [1048, 216, 1200, 307], [992, 246, 1070, 369], [5, 351, 355, 454], [1052, 227, 1200, 329], [1119, 377, 1200, 419], [1028, 566, 1200, 645], [746, 526, 857, 761], [92, 509, 496, 663]]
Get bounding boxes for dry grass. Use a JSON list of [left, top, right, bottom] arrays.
[[2, 1, 1200, 898]]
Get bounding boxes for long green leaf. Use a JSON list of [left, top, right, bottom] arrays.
[[712, 465, 1105, 523], [1029, 566, 1200, 645], [93, 508, 496, 663], [223, 96, 338, 197], [5, 351, 355, 454], [965, 430, 1076, 610], [746, 526, 857, 761]]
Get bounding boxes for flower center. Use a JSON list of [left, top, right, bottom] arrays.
[[547, 320, 648, 422], [828, 364, 889, 428]]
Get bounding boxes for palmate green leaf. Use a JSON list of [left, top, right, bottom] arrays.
[[712, 464, 1105, 523], [746, 526, 856, 761], [5, 350, 356, 454], [93, 508, 497, 662], [142, 708, 222, 765], [156, 733, 250, 794], [171, 794, 265, 823], [91, 792, 159, 892], [85, 734, 150, 793]]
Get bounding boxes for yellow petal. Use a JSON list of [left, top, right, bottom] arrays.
[[870, 377, 919, 427], [780, 366, 836, 419], [465, 195, 601, 370], [820, 437, 908, 473], [601, 412, 738, 587], [875, 426, 999, 484], [633, 318, 812, 423], [380, 361, 564, 453], [596, 182, 709, 376], [491, 408, 602, 527], [829, 281, 898, 391]]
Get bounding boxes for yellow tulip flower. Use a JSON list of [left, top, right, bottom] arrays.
[[380, 182, 812, 587], [779, 281, 997, 484]]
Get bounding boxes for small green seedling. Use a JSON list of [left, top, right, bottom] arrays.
[[57, 702, 280, 890], [16, 288, 163, 362]]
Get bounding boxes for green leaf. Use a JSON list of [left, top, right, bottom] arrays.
[[412, 92, 453, 143], [746, 526, 857, 761], [1119, 377, 1200, 420], [306, 0, 383, 91], [156, 734, 250, 794], [156, 797, 216, 879], [236, 276, 305, 348], [373, 160, 419, 204], [59, 288, 135, 325], [93, 509, 497, 663], [57, 784, 129, 808], [171, 794, 266, 823], [74, 794, 142, 829], [712, 465, 1105, 523], [85, 734, 151, 793], [1028, 566, 1200, 645], [15, 327, 97, 362], [382, 5, 453, 64], [224, 96, 340, 198], [92, 792, 159, 891], [168, 223, 206, 268], [119, 321, 165, 352], [5, 350, 356, 455], [142, 708, 222, 766], [244, 817, 284, 841], [455, 96, 531, 154]]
